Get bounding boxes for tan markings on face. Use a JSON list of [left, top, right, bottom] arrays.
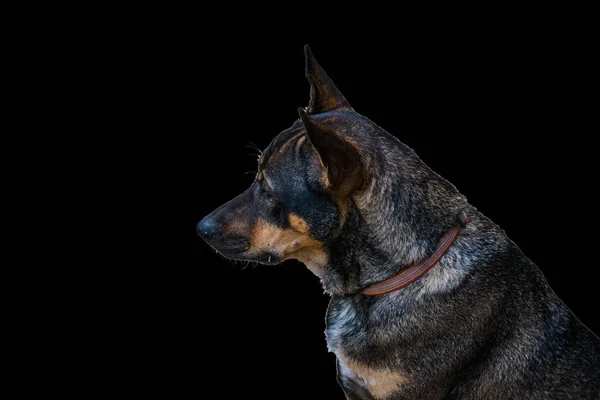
[[225, 217, 249, 236], [256, 171, 264, 183], [332, 196, 351, 228], [339, 354, 410, 399], [289, 214, 310, 233], [249, 215, 327, 277]]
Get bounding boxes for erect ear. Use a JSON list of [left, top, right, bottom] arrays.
[[304, 45, 352, 114], [298, 108, 363, 195]]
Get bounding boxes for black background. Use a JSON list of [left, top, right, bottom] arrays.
[[97, 29, 598, 398]]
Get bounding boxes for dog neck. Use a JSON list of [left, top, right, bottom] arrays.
[[320, 176, 469, 295], [361, 213, 468, 296], [320, 209, 476, 297]]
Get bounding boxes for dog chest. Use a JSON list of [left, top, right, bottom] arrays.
[[326, 297, 410, 399]]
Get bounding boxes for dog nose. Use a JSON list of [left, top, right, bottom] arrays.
[[197, 217, 216, 241]]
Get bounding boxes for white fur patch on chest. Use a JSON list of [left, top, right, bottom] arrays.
[[326, 300, 357, 352]]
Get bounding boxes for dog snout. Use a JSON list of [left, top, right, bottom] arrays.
[[197, 215, 251, 255]]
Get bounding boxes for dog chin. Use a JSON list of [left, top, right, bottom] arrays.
[[253, 252, 281, 265]]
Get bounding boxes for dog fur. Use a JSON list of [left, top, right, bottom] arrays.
[[198, 46, 600, 399]]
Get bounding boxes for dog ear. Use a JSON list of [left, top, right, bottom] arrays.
[[298, 108, 362, 195], [304, 45, 352, 114]]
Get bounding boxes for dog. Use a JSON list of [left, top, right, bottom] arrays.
[[197, 45, 600, 399]]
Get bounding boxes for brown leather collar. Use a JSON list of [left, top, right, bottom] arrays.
[[361, 213, 469, 296]]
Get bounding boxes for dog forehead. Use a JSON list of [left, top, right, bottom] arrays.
[[259, 123, 307, 171]]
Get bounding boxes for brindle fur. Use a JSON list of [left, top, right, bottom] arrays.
[[198, 46, 600, 399]]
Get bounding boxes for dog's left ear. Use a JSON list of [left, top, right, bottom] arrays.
[[304, 45, 352, 114], [298, 108, 363, 195]]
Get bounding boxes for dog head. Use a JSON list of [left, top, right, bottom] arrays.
[[198, 46, 466, 288], [197, 46, 366, 275]]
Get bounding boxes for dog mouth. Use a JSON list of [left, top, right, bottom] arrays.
[[202, 233, 281, 265], [216, 247, 280, 266], [206, 236, 250, 257], [216, 245, 250, 258]]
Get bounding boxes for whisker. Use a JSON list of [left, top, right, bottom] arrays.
[[247, 142, 264, 162], [246, 141, 263, 156]]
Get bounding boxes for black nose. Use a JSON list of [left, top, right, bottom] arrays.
[[197, 217, 216, 241]]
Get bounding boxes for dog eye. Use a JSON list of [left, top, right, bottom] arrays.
[[260, 185, 272, 200]]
